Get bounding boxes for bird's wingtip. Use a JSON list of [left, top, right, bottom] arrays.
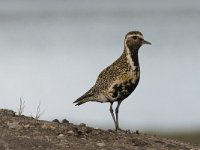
[[73, 98, 80, 104], [73, 101, 81, 106], [73, 100, 81, 106]]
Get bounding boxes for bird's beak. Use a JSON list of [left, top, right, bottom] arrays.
[[142, 39, 151, 45]]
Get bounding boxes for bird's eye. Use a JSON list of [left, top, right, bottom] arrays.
[[132, 36, 137, 39]]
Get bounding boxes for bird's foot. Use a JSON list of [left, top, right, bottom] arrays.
[[115, 128, 134, 134], [115, 127, 123, 132]]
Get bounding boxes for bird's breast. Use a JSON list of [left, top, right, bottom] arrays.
[[107, 66, 140, 102]]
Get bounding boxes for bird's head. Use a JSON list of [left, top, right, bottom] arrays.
[[124, 31, 151, 51]]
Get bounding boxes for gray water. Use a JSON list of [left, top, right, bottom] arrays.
[[0, 0, 200, 131]]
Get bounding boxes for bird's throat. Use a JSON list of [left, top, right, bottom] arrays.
[[124, 46, 140, 67]]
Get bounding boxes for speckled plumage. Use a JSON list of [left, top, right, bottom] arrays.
[[74, 31, 151, 130]]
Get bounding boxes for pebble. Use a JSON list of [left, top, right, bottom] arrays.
[[135, 130, 140, 135], [52, 119, 60, 123], [67, 130, 74, 135], [81, 138, 87, 140], [79, 123, 86, 127], [42, 124, 56, 130], [57, 134, 65, 139], [62, 119, 69, 124], [96, 142, 106, 147], [23, 124, 30, 129], [108, 129, 114, 132]]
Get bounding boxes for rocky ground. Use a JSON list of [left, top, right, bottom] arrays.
[[0, 109, 199, 150]]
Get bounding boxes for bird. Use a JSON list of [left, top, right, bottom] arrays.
[[74, 31, 151, 131]]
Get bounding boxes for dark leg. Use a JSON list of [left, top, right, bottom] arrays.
[[115, 101, 122, 131], [109, 102, 116, 129]]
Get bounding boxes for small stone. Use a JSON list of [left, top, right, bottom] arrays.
[[58, 134, 64, 137], [81, 137, 87, 140], [85, 128, 92, 133], [57, 134, 65, 139], [42, 124, 56, 130], [62, 119, 69, 124], [96, 142, 105, 147], [125, 129, 131, 134], [79, 123, 86, 127], [23, 124, 30, 128], [108, 129, 114, 132], [52, 119, 60, 123], [77, 130, 83, 135], [67, 130, 74, 135], [135, 130, 139, 135]]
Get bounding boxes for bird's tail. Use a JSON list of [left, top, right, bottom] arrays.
[[73, 94, 95, 106]]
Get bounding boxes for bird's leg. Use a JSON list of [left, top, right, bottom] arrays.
[[115, 101, 122, 131], [109, 102, 116, 128]]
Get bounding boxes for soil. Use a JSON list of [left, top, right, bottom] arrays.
[[0, 109, 199, 150]]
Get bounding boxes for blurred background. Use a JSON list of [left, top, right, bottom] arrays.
[[0, 0, 200, 133]]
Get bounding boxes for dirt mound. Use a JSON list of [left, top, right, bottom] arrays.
[[0, 109, 198, 150]]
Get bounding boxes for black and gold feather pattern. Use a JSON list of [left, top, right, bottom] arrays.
[[74, 31, 151, 130]]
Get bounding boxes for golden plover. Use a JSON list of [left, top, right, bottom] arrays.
[[74, 31, 151, 131]]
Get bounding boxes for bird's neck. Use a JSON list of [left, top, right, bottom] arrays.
[[124, 45, 140, 67]]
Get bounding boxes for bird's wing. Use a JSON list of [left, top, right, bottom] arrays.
[[94, 54, 129, 92]]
